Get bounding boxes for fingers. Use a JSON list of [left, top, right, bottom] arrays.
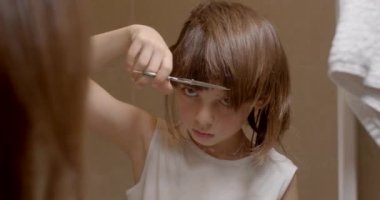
[[144, 49, 164, 86], [126, 39, 142, 71], [133, 46, 153, 85], [151, 50, 173, 94], [153, 50, 172, 85], [125, 25, 173, 93], [126, 40, 143, 82]]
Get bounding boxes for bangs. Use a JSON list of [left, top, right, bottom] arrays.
[[172, 37, 238, 104], [171, 24, 233, 88], [171, 36, 260, 109]]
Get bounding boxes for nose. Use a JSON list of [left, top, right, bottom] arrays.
[[194, 105, 214, 130]]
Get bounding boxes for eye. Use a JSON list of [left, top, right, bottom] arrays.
[[183, 87, 198, 97], [220, 97, 231, 107]]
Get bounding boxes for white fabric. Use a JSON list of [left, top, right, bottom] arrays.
[[328, 0, 380, 146], [126, 120, 297, 200]]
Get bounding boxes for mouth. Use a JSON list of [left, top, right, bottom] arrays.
[[191, 129, 214, 139]]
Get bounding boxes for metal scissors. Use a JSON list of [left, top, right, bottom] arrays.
[[133, 70, 230, 90]]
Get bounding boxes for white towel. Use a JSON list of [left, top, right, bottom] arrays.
[[328, 0, 380, 147]]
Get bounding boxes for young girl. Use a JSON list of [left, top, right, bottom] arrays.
[[87, 1, 298, 199]]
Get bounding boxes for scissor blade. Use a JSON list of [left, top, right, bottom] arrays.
[[186, 79, 230, 90], [133, 70, 229, 90]]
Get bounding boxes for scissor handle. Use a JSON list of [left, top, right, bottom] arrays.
[[139, 71, 157, 78], [134, 70, 188, 83]]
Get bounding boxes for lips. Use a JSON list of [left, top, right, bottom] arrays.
[[192, 129, 214, 139]]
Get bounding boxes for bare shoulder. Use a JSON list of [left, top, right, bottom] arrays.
[[282, 174, 299, 200]]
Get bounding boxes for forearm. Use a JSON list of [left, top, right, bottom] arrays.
[[90, 25, 134, 72]]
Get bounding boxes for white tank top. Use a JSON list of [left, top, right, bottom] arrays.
[[126, 120, 297, 200]]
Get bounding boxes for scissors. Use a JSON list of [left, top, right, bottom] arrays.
[[133, 70, 230, 90]]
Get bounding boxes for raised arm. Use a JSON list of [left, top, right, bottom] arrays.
[[85, 25, 172, 160]]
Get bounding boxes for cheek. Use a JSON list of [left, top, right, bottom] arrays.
[[217, 106, 251, 132], [219, 113, 245, 130], [175, 94, 196, 123], [238, 103, 253, 119]]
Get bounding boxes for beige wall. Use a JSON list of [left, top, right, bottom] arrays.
[[358, 125, 380, 200], [84, 0, 339, 200]]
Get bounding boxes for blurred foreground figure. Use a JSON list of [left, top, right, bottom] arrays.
[[0, 0, 89, 199]]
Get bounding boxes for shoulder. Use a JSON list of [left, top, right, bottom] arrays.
[[254, 149, 297, 186], [263, 148, 298, 197], [263, 148, 297, 175], [155, 118, 185, 142], [267, 149, 296, 166], [140, 118, 181, 154]]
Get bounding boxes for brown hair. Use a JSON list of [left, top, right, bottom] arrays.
[[166, 0, 291, 159], [0, 0, 88, 199]]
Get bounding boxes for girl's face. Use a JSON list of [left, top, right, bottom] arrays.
[[175, 85, 253, 150]]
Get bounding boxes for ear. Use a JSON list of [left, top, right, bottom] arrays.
[[249, 99, 267, 111], [255, 100, 266, 108]]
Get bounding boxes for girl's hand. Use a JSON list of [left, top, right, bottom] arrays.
[[125, 24, 173, 94]]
